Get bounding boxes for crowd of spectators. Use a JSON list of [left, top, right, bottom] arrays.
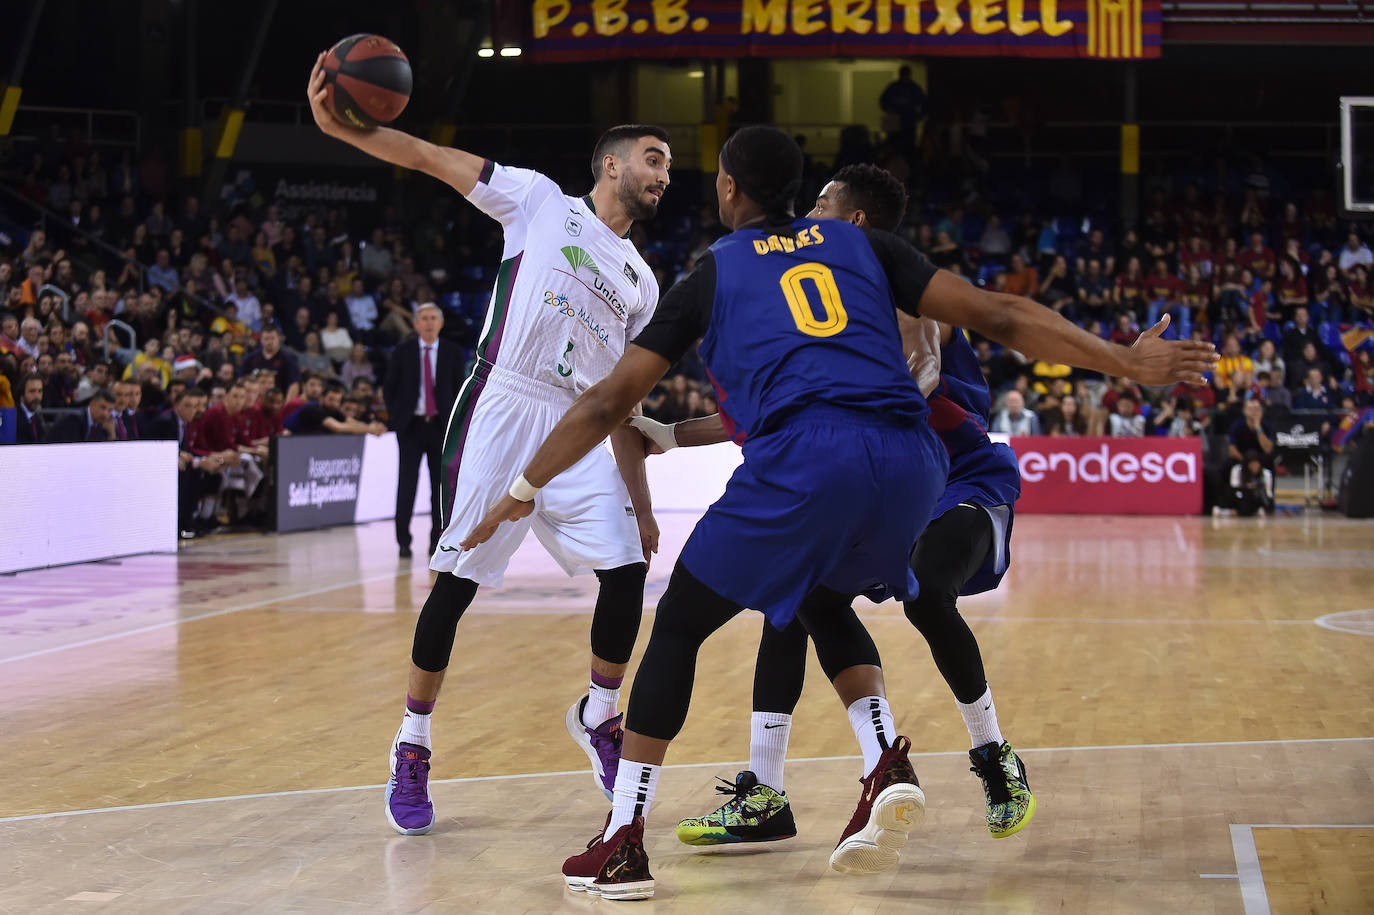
[[3, 122, 1373, 523]]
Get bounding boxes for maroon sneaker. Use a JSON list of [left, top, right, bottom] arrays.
[[562, 814, 655, 900], [830, 735, 926, 876]]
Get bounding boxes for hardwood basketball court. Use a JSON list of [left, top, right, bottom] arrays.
[[2, 512, 1372, 912]]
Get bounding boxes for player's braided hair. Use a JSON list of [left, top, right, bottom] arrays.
[[720, 125, 803, 224], [830, 164, 908, 233]]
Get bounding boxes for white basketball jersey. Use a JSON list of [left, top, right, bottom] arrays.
[[465, 161, 660, 396]]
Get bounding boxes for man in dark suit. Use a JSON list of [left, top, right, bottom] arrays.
[[149, 387, 231, 537], [16, 373, 48, 444], [383, 303, 462, 558], [113, 378, 144, 439], [49, 389, 116, 443]]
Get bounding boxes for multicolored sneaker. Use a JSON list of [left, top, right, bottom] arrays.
[[565, 696, 622, 801], [830, 735, 925, 876], [969, 741, 1036, 838], [676, 770, 797, 846], [385, 728, 435, 836], [562, 814, 655, 900]]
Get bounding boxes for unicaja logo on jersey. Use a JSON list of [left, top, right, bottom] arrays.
[[561, 246, 600, 276], [560, 245, 629, 321]]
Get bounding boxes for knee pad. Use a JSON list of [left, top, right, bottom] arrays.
[[590, 562, 648, 665], [410, 574, 479, 672]]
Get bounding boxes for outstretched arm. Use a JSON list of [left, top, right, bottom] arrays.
[[461, 346, 671, 549], [921, 273, 1214, 385], [307, 54, 484, 196], [864, 228, 1216, 386]]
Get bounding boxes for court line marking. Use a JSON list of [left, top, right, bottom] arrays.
[[1, 736, 1369, 825], [1231, 825, 1270, 915], [199, 603, 1322, 627], [1230, 822, 1374, 915], [1314, 610, 1374, 637], [0, 570, 413, 666]]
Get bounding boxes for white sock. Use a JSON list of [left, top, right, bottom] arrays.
[[957, 686, 1004, 749], [847, 696, 896, 777], [582, 681, 621, 729], [399, 708, 432, 749], [606, 760, 660, 839], [749, 712, 791, 792]]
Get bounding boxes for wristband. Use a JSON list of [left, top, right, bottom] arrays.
[[508, 474, 540, 502]]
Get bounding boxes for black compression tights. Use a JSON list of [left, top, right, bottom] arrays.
[[589, 562, 648, 665], [627, 563, 886, 740], [410, 562, 647, 673], [625, 560, 743, 740], [411, 573, 479, 673], [750, 503, 996, 712], [903, 504, 993, 704], [752, 586, 884, 713]]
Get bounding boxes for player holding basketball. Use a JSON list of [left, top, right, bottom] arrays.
[[463, 127, 1215, 899], [307, 57, 671, 836], [632, 165, 1034, 848]]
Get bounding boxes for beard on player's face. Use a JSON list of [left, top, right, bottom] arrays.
[[618, 168, 662, 221]]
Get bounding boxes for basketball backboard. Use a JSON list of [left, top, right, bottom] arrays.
[[1339, 96, 1374, 218]]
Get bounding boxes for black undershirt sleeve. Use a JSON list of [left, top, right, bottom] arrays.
[[861, 227, 940, 317], [632, 252, 717, 365]]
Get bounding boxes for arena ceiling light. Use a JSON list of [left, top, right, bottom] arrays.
[[500, 46, 522, 57]]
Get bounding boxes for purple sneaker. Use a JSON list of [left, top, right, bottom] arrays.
[[385, 729, 435, 835], [565, 696, 623, 800]]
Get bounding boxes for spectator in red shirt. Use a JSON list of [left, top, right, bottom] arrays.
[[1101, 376, 1143, 416], [1171, 378, 1217, 411], [0, 314, 20, 357], [83, 289, 115, 336], [1352, 348, 1374, 403], [1114, 256, 1148, 316], [1250, 279, 1279, 331], [1215, 237, 1240, 272], [1180, 263, 1211, 328], [1144, 257, 1183, 325], [1176, 184, 1208, 240], [1280, 237, 1309, 273], [251, 386, 287, 438], [1179, 233, 1214, 279], [1277, 202, 1303, 245], [1275, 259, 1309, 321], [1349, 264, 1373, 322], [200, 380, 250, 452], [1108, 312, 1140, 346], [1236, 231, 1276, 280]]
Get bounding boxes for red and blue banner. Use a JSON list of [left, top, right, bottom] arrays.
[[528, 0, 1161, 61]]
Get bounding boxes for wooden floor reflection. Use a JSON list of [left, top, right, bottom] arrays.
[[2, 513, 1372, 913]]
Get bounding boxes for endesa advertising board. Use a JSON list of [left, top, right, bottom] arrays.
[[1008, 436, 1202, 515]]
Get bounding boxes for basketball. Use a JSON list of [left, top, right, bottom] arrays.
[[321, 33, 412, 129]]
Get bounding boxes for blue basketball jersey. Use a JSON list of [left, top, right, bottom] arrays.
[[699, 219, 928, 443], [928, 328, 1022, 516]]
